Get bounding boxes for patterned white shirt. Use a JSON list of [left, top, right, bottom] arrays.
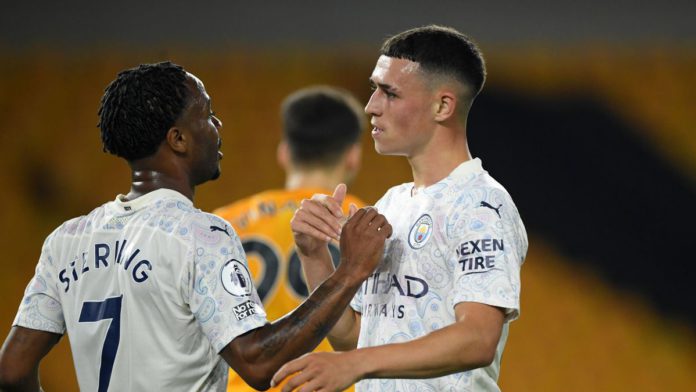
[[350, 158, 527, 391], [14, 189, 267, 391]]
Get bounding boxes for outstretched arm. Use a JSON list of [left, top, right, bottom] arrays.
[[293, 247, 362, 352], [272, 302, 504, 392], [220, 207, 392, 391], [290, 184, 362, 351], [0, 326, 61, 392]]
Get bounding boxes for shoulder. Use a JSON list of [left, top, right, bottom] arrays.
[[38, 201, 115, 256], [169, 209, 243, 262], [52, 201, 111, 239], [444, 172, 526, 239], [449, 171, 518, 210], [183, 209, 236, 235]]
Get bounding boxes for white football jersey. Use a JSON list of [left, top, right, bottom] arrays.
[[350, 158, 527, 392], [14, 189, 267, 391]]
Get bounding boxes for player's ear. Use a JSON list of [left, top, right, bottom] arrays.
[[277, 140, 290, 170], [166, 126, 188, 154], [433, 90, 457, 122]]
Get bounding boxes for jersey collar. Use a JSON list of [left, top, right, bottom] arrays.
[[114, 188, 193, 212], [412, 158, 484, 197]]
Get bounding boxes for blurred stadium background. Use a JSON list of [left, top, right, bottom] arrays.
[[1, 1, 695, 390]]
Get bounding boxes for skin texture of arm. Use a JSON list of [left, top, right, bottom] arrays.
[[293, 249, 362, 351], [272, 302, 505, 392], [289, 184, 363, 351], [0, 326, 61, 392], [219, 207, 392, 390]]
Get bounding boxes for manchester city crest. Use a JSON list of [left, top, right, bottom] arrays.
[[408, 214, 433, 249], [221, 259, 253, 297]]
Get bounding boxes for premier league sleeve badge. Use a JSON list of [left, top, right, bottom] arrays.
[[221, 259, 253, 297]]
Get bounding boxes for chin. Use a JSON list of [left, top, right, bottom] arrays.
[[374, 141, 388, 155], [210, 168, 221, 181], [374, 143, 400, 156]]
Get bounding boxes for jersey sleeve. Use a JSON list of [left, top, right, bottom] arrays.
[[13, 229, 65, 334], [447, 187, 527, 322], [185, 213, 268, 353]]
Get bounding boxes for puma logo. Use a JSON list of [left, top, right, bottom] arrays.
[[210, 225, 231, 238], [479, 201, 502, 218]]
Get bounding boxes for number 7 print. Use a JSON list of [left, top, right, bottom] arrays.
[[79, 295, 123, 392]]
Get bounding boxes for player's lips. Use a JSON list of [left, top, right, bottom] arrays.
[[371, 123, 384, 136]]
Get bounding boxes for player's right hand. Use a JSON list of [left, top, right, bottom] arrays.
[[336, 207, 392, 281], [291, 184, 347, 256]]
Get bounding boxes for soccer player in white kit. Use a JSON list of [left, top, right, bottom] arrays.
[[0, 62, 392, 391], [272, 26, 528, 391]]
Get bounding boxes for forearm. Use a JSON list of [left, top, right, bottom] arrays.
[[298, 246, 335, 293], [298, 247, 360, 350], [225, 271, 362, 389], [347, 319, 500, 380]]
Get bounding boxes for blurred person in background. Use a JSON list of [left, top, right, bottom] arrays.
[[215, 85, 366, 392], [0, 62, 391, 391], [273, 25, 528, 392]]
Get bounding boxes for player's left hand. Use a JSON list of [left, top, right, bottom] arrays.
[[272, 351, 360, 392]]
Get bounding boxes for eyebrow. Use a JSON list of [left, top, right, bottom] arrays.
[[369, 78, 397, 92]]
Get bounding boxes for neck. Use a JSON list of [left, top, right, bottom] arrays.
[[409, 124, 472, 191], [285, 166, 348, 191], [125, 156, 195, 201], [126, 170, 194, 201]]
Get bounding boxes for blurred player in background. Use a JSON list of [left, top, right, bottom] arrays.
[[214, 86, 366, 392], [273, 25, 528, 391], [0, 62, 391, 391]]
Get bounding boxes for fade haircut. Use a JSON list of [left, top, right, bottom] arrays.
[[381, 25, 486, 99], [281, 86, 365, 167], [98, 61, 190, 161]]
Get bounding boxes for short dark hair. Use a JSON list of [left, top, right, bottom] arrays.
[[281, 86, 365, 167], [381, 25, 486, 99], [98, 61, 190, 161]]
